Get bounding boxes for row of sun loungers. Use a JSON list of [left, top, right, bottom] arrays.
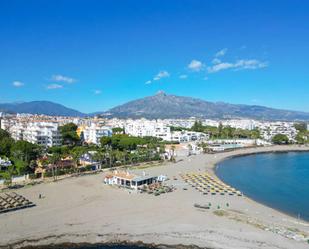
[[181, 172, 242, 196], [0, 192, 35, 214]]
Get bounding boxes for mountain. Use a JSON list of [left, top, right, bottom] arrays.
[[102, 91, 309, 121], [0, 101, 85, 117]]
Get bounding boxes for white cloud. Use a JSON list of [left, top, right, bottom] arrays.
[[12, 81, 24, 87], [207, 59, 268, 73], [188, 60, 204, 72], [179, 74, 188, 79], [215, 48, 227, 57], [94, 90, 101, 95], [234, 59, 268, 70], [51, 74, 76, 84], [145, 80, 152, 84], [207, 62, 234, 73], [47, 84, 63, 89], [212, 58, 221, 64], [153, 71, 170, 81]]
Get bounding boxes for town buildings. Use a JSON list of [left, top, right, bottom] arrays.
[[106, 118, 207, 142], [1, 119, 62, 147], [0, 113, 303, 146], [80, 123, 112, 145], [0, 157, 12, 171]]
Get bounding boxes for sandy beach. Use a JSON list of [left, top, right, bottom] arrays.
[[0, 145, 309, 249]]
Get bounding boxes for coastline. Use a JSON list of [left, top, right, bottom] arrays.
[[209, 145, 309, 171], [1, 145, 309, 249], [212, 146, 309, 223]]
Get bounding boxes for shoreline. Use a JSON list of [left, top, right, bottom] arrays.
[[211, 146, 309, 223], [214, 146, 309, 168], [1, 145, 309, 249]]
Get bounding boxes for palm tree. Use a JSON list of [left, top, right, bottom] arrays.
[[2, 165, 14, 186], [49, 152, 61, 181], [170, 145, 176, 162]]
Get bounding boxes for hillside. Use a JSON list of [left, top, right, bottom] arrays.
[[0, 101, 85, 117], [102, 92, 309, 121]]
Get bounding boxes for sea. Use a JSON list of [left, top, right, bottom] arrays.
[[216, 151, 309, 221]]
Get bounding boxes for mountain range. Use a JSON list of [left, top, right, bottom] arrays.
[[0, 101, 84, 117], [1, 92, 309, 121], [102, 91, 309, 121]]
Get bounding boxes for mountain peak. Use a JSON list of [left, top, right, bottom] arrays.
[[106, 93, 309, 120], [155, 90, 167, 97]]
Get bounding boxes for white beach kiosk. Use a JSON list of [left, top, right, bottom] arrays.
[[104, 170, 158, 190]]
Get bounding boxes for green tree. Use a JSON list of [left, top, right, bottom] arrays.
[[294, 123, 307, 133], [12, 159, 28, 175], [191, 121, 204, 132], [170, 126, 189, 132], [250, 128, 261, 139], [10, 140, 39, 164], [0, 137, 14, 157], [199, 142, 210, 153], [0, 129, 11, 140], [0, 165, 14, 186], [112, 127, 124, 134], [272, 134, 289, 145], [71, 146, 87, 167], [59, 123, 80, 145], [218, 123, 223, 138], [295, 132, 307, 144], [100, 136, 112, 147]]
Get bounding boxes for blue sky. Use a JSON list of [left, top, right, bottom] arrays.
[[0, 0, 309, 113]]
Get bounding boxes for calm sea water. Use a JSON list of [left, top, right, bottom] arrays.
[[216, 152, 309, 221]]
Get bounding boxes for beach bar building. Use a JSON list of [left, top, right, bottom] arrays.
[[104, 170, 158, 190]]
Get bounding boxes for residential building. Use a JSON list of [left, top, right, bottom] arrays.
[[82, 123, 112, 145], [0, 157, 12, 170]]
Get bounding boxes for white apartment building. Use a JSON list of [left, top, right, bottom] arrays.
[[169, 131, 209, 143], [4, 120, 62, 147], [221, 119, 256, 130], [255, 121, 297, 142], [162, 118, 197, 129], [124, 119, 171, 140], [10, 121, 26, 141], [22, 122, 62, 147], [82, 124, 112, 145], [0, 118, 16, 131], [122, 119, 209, 142]]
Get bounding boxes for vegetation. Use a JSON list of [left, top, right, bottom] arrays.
[[272, 134, 290, 145], [59, 123, 80, 145], [99, 134, 164, 167], [112, 127, 124, 134], [294, 122, 309, 144], [294, 122, 307, 133], [2, 120, 305, 183], [169, 126, 190, 132], [0, 129, 41, 179], [191, 121, 261, 139], [0, 126, 165, 183]]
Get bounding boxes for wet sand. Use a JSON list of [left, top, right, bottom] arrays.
[[0, 145, 308, 249]]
